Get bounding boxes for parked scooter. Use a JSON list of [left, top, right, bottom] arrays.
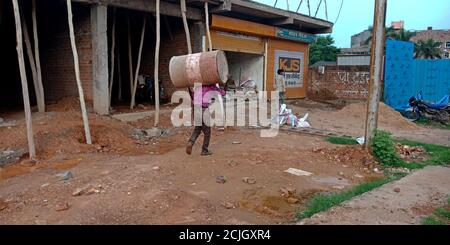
[[404, 92, 450, 124]]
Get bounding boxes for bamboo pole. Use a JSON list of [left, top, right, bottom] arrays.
[[154, 0, 160, 127], [109, 8, 116, 108], [180, 0, 192, 54], [32, 0, 44, 112], [21, 11, 42, 112], [66, 0, 92, 145], [204, 2, 212, 51], [11, 0, 36, 159], [130, 16, 146, 110], [127, 16, 134, 98]]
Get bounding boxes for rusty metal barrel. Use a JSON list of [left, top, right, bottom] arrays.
[[169, 50, 228, 88]]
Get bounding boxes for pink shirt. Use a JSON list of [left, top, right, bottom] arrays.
[[192, 85, 226, 108]]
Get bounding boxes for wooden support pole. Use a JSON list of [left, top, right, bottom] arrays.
[[154, 0, 161, 127], [204, 2, 212, 52], [130, 16, 146, 110], [21, 11, 42, 112], [66, 0, 92, 145], [364, 0, 387, 148], [109, 8, 116, 108], [127, 16, 134, 98], [180, 0, 193, 100], [32, 0, 45, 112], [11, 0, 36, 159], [180, 0, 192, 54]]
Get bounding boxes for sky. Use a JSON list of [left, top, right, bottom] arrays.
[[254, 0, 450, 48]]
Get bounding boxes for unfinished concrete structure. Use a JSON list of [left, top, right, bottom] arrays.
[[1, 0, 333, 115]]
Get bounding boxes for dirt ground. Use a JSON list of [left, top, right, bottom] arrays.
[[289, 100, 450, 146], [0, 99, 447, 224], [300, 166, 450, 225]]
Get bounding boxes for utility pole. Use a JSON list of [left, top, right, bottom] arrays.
[[364, 0, 387, 149]]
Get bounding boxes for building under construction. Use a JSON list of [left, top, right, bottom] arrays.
[[0, 0, 333, 116]]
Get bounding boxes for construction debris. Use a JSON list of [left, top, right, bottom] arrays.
[[276, 104, 311, 128], [216, 176, 227, 184], [284, 168, 313, 176], [57, 171, 74, 181], [242, 177, 256, 184], [0, 148, 26, 167], [54, 202, 70, 211], [222, 201, 236, 209], [394, 144, 427, 162], [279, 187, 296, 198]]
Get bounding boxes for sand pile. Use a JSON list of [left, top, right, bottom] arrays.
[[337, 102, 419, 131]]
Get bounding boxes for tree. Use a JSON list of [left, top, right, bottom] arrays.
[[365, 27, 415, 44], [309, 35, 340, 65], [414, 39, 442, 59], [389, 29, 416, 41]]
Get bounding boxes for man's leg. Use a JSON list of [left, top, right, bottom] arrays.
[[201, 124, 212, 155], [186, 126, 202, 155]]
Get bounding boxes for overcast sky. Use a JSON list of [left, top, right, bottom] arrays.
[[254, 0, 450, 48]]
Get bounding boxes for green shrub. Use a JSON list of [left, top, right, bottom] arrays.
[[371, 130, 403, 167], [422, 216, 446, 225]]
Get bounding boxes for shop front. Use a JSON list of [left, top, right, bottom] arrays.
[[209, 15, 316, 99]]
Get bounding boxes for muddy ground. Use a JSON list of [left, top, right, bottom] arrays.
[[0, 99, 447, 224]]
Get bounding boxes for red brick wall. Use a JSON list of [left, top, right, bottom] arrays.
[[140, 18, 189, 100], [40, 3, 93, 103], [308, 66, 370, 100]]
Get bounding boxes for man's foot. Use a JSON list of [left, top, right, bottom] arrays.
[[201, 150, 213, 156], [186, 142, 193, 155]]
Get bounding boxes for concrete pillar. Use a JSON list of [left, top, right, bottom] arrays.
[[192, 21, 206, 53], [91, 4, 109, 115]]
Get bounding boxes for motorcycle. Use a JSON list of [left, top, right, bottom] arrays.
[[403, 92, 450, 124]]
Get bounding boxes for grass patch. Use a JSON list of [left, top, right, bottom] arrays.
[[325, 136, 358, 145], [297, 173, 405, 220], [421, 195, 450, 225], [422, 216, 446, 225], [415, 119, 450, 130], [434, 208, 450, 219]]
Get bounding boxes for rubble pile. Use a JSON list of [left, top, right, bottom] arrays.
[[394, 144, 427, 162]]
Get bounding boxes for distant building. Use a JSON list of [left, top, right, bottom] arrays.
[[343, 28, 372, 66], [391, 21, 404, 30], [410, 27, 450, 59], [310, 61, 337, 68], [351, 29, 371, 48], [337, 55, 370, 66], [338, 47, 370, 66]]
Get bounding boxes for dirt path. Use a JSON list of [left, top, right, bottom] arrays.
[[0, 127, 382, 224], [300, 166, 450, 225]]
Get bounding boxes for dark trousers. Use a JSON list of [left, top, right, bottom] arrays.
[[188, 123, 211, 152]]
